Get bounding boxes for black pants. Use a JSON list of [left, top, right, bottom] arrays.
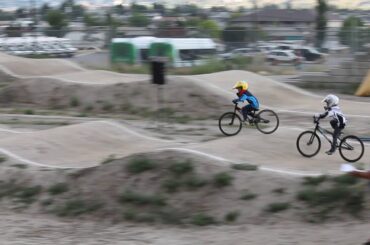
[[330, 119, 345, 151], [242, 105, 257, 120]]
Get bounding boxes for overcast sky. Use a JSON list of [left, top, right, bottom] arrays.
[[1, 0, 369, 10]]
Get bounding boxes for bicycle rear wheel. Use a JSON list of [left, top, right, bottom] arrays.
[[296, 131, 321, 157], [339, 135, 364, 163], [218, 112, 242, 136], [255, 109, 279, 134]]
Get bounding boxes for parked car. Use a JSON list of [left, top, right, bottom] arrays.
[[219, 48, 257, 59], [293, 47, 325, 62], [266, 50, 301, 65]]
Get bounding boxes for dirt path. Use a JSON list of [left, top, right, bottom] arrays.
[[0, 211, 368, 245]]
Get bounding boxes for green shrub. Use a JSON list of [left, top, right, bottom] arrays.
[[118, 191, 166, 206], [41, 198, 53, 206], [162, 178, 182, 193], [302, 175, 328, 186], [212, 172, 233, 188], [101, 154, 116, 165], [231, 163, 258, 171], [224, 210, 240, 222], [272, 188, 286, 194], [296, 186, 365, 216], [297, 187, 350, 206], [240, 191, 257, 201], [0, 155, 6, 163], [157, 208, 184, 224], [102, 102, 114, 112], [265, 202, 290, 213], [126, 157, 156, 174], [332, 174, 358, 185], [84, 105, 94, 112], [24, 109, 34, 115], [54, 199, 103, 217], [48, 183, 69, 195], [123, 209, 137, 221], [184, 175, 208, 189], [169, 160, 193, 176], [70, 97, 80, 107], [14, 185, 42, 204], [12, 164, 28, 169], [191, 213, 216, 226]]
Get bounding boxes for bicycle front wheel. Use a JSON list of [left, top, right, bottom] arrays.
[[218, 112, 242, 136], [255, 109, 279, 134], [296, 131, 321, 157], [339, 135, 364, 163]]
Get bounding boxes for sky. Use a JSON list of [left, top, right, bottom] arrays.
[[0, 0, 369, 10]]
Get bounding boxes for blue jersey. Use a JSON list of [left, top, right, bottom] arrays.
[[237, 90, 259, 109]]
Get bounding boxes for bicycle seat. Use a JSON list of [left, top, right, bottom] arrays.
[[251, 108, 259, 111]]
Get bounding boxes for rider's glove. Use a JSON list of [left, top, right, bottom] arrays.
[[232, 99, 239, 104], [313, 114, 320, 122]]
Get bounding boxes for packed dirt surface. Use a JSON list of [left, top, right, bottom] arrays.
[[0, 52, 84, 76], [0, 151, 368, 245], [0, 53, 369, 244], [0, 214, 369, 245]]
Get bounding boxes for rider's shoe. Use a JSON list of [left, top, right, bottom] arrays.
[[325, 149, 336, 155]]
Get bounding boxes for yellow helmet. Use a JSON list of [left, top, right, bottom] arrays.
[[233, 81, 248, 90]]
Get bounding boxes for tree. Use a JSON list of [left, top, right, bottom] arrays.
[[198, 20, 220, 38], [40, 3, 51, 20], [0, 10, 15, 21], [131, 3, 148, 13], [153, 3, 166, 15], [15, 8, 27, 18], [338, 16, 368, 50], [83, 13, 102, 26], [114, 4, 126, 15], [46, 10, 68, 37], [128, 13, 149, 27], [222, 26, 247, 46], [315, 0, 328, 49]]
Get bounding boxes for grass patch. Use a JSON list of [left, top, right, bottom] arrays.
[[162, 178, 182, 193], [48, 183, 69, 195], [101, 154, 116, 165], [240, 191, 258, 201], [168, 160, 193, 176], [13, 185, 42, 204], [302, 175, 328, 186], [12, 164, 28, 169], [0, 155, 6, 163], [191, 213, 217, 226], [272, 188, 286, 194], [118, 191, 166, 206], [126, 157, 156, 174], [54, 199, 103, 217], [41, 198, 53, 206], [296, 185, 365, 219], [224, 210, 240, 222], [23, 109, 34, 115], [184, 175, 208, 189], [231, 163, 258, 171], [212, 172, 233, 188], [265, 202, 290, 213], [331, 174, 358, 185], [84, 105, 94, 112], [102, 102, 114, 112], [70, 97, 80, 107]]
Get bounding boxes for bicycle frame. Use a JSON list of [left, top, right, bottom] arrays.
[[311, 121, 349, 148], [312, 122, 336, 146], [232, 103, 256, 124]]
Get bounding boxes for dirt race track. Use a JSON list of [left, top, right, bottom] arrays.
[[0, 53, 369, 244], [0, 52, 368, 175]]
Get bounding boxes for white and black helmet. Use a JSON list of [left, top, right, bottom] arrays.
[[322, 94, 339, 108]]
